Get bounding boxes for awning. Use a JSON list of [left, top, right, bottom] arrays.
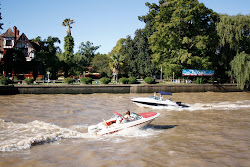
[[156, 91, 172, 96]]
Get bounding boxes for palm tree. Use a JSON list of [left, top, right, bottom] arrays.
[[62, 18, 75, 35], [109, 53, 124, 82]]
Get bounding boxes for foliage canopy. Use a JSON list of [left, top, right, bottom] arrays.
[[230, 52, 250, 90], [216, 14, 250, 53], [75, 41, 100, 67], [124, 29, 156, 78], [32, 36, 61, 79], [145, 0, 218, 78]]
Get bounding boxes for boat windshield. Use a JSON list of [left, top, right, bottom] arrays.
[[112, 112, 142, 121], [111, 114, 120, 120], [149, 96, 160, 100], [130, 112, 142, 121]]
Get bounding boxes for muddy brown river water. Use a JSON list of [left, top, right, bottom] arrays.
[[0, 92, 249, 167]]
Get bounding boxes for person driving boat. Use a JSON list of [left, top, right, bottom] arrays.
[[123, 111, 134, 123]]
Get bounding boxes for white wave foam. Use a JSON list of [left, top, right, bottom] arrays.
[[0, 119, 164, 151], [141, 100, 250, 111], [187, 100, 250, 111], [108, 126, 162, 138], [0, 120, 92, 152]]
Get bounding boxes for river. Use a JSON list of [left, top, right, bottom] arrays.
[[0, 92, 249, 167]]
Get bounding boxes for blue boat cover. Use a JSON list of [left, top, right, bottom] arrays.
[[156, 91, 172, 96]]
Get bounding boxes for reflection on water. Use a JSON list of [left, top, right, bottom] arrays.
[[0, 92, 250, 167]]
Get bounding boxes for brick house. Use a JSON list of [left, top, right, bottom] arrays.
[[0, 26, 42, 78]]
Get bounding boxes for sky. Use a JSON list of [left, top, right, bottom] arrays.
[[1, 0, 249, 54]]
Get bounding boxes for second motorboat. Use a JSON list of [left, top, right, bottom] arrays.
[[131, 91, 189, 108]]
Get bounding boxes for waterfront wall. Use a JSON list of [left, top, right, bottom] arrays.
[[130, 84, 242, 93], [0, 84, 243, 95]]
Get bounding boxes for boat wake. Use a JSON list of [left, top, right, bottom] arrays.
[[140, 100, 250, 111], [0, 119, 162, 152], [190, 100, 250, 110], [0, 119, 93, 152], [109, 126, 162, 138]]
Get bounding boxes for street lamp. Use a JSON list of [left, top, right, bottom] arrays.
[[47, 71, 50, 85], [173, 72, 175, 83], [160, 64, 162, 81]]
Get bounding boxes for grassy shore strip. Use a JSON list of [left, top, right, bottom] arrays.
[[0, 84, 244, 95]]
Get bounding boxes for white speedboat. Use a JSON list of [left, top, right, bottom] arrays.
[[88, 111, 160, 136], [131, 91, 189, 108]]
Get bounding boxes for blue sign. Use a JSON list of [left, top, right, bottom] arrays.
[[182, 69, 214, 76]]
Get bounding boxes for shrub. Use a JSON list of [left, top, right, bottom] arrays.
[[80, 77, 93, 84], [119, 77, 129, 84], [0, 77, 10, 85], [195, 77, 199, 84], [128, 77, 137, 84], [17, 75, 25, 80], [24, 78, 34, 85], [63, 77, 74, 84], [36, 77, 43, 81], [13, 76, 18, 81], [99, 77, 111, 84], [144, 77, 155, 84], [195, 77, 203, 84]]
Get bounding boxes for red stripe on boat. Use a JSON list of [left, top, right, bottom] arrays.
[[139, 112, 157, 118], [113, 111, 121, 117]]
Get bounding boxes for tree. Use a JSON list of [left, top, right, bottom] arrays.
[[63, 34, 74, 63], [0, 3, 3, 30], [144, 0, 218, 78], [62, 18, 75, 35], [32, 36, 61, 79], [108, 38, 127, 79], [75, 41, 100, 67], [108, 38, 126, 57], [91, 53, 111, 77], [62, 34, 74, 77], [216, 14, 250, 53], [230, 51, 250, 90], [124, 29, 156, 78], [138, 1, 161, 37], [0, 4, 3, 73], [109, 53, 124, 82], [2, 48, 26, 76], [215, 14, 250, 81], [62, 18, 75, 77]]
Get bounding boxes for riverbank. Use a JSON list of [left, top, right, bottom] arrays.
[[0, 84, 244, 95]]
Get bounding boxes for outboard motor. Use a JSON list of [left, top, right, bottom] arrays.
[[176, 102, 182, 106], [88, 125, 98, 135]]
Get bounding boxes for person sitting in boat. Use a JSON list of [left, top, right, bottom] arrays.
[[123, 111, 134, 123], [160, 94, 163, 101], [153, 92, 159, 100]]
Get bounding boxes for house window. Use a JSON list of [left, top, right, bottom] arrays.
[[6, 40, 12, 46], [23, 48, 28, 57]]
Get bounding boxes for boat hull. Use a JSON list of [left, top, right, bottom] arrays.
[[131, 92, 189, 108], [131, 97, 189, 108], [88, 112, 160, 136]]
